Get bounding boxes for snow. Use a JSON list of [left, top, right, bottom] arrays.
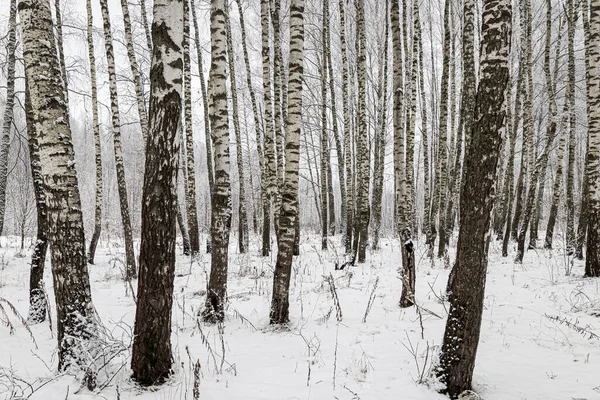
[[0, 234, 599, 399]]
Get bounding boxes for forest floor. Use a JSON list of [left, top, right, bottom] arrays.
[[0, 233, 599, 399]]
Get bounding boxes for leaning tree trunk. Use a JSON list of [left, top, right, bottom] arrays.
[[86, 0, 103, 264], [585, 0, 600, 277], [576, 0, 592, 260], [183, 0, 200, 254], [20, 0, 98, 370], [25, 78, 48, 325], [99, 0, 137, 279], [130, 0, 183, 385], [0, 0, 17, 238], [225, 5, 249, 254], [436, 0, 512, 395], [203, 0, 232, 324], [191, 0, 215, 254], [443, 0, 477, 263], [353, 0, 370, 264], [270, 0, 304, 325]]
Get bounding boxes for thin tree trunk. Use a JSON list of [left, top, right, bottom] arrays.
[[320, 6, 329, 250], [225, 5, 249, 254], [131, 0, 183, 384], [354, 0, 370, 264], [235, 0, 266, 251], [270, 0, 304, 325], [417, 4, 430, 239], [565, 0, 577, 253], [435, 0, 452, 259], [576, 0, 592, 260], [178, 124, 192, 256], [86, 0, 103, 264], [119, 0, 149, 143], [261, 0, 276, 256], [437, 0, 512, 394], [203, 0, 232, 323], [191, 0, 215, 253], [340, 0, 353, 254], [25, 78, 48, 325], [372, 4, 389, 252], [0, 0, 17, 237], [183, 0, 200, 254], [99, 0, 137, 279], [20, 0, 98, 369]]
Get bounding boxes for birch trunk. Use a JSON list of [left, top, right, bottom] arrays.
[[565, 0, 577, 253], [179, 0, 199, 254], [25, 78, 48, 325], [20, 0, 98, 369], [86, 0, 103, 264], [191, 0, 215, 253], [270, 0, 304, 325], [576, 0, 592, 260], [320, 2, 329, 250], [437, 0, 512, 394], [340, 0, 353, 254], [203, 0, 232, 323], [354, 0, 370, 264], [131, 0, 183, 384], [0, 0, 17, 237], [585, 0, 600, 277], [120, 0, 149, 142], [225, 5, 249, 254], [99, 0, 137, 279]]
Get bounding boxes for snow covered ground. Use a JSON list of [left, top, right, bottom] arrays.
[[0, 234, 599, 399]]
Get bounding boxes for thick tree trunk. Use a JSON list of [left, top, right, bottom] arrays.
[[99, 0, 137, 279], [131, 0, 183, 385], [86, 0, 103, 264], [203, 0, 232, 324], [0, 0, 17, 237], [20, 0, 98, 369], [270, 0, 304, 325], [436, 1, 512, 395]]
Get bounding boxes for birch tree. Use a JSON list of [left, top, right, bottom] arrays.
[[86, 0, 104, 264], [225, 4, 249, 254], [99, 0, 137, 279], [25, 78, 48, 325], [584, 0, 600, 277], [131, 0, 183, 384], [0, 0, 17, 237], [270, 0, 304, 325], [20, 0, 98, 369], [203, 0, 232, 323], [437, 0, 512, 394], [183, 0, 200, 254]]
